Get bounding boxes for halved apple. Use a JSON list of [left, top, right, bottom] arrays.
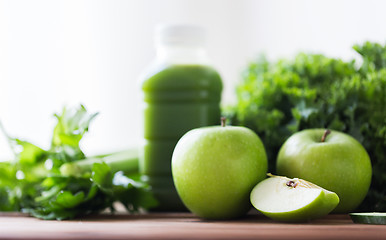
[[250, 174, 339, 222]]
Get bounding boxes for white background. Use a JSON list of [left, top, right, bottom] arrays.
[[1, 0, 385, 160]]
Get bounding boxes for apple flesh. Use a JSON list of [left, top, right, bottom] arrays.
[[250, 174, 339, 222], [276, 129, 372, 213], [172, 119, 268, 219]]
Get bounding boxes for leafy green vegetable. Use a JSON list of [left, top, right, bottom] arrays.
[[0, 105, 157, 220], [226, 41, 386, 212], [50, 105, 98, 166]]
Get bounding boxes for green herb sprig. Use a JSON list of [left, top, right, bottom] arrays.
[[0, 105, 157, 220]]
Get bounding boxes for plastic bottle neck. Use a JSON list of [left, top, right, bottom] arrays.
[[155, 45, 210, 65]]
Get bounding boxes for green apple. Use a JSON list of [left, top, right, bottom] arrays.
[[276, 129, 372, 213], [250, 174, 339, 222], [171, 118, 268, 219]]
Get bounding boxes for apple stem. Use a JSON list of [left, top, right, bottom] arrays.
[[321, 129, 331, 142], [221, 117, 226, 127]]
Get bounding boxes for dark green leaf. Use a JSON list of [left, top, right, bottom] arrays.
[[55, 191, 85, 208]]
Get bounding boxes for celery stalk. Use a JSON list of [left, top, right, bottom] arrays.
[[60, 148, 139, 177]]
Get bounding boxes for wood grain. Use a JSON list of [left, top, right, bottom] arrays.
[[0, 212, 384, 240]]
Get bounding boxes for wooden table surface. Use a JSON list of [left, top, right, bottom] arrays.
[[0, 212, 385, 240]]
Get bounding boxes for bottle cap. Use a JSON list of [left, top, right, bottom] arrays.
[[155, 24, 206, 47]]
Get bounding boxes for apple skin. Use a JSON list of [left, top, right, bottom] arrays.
[[250, 176, 339, 222], [276, 129, 372, 213], [172, 125, 268, 219]]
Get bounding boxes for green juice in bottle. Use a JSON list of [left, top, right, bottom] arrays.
[[140, 25, 222, 211]]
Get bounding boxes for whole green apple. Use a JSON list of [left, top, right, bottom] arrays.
[[172, 119, 268, 219], [276, 129, 372, 213]]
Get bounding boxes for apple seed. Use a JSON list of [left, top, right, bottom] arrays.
[[286, 180, 298, 188]]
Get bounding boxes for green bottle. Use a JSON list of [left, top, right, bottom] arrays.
[[140, 24, 223, 211]]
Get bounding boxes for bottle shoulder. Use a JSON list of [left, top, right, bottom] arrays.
[[141, 64, 223, 92]]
